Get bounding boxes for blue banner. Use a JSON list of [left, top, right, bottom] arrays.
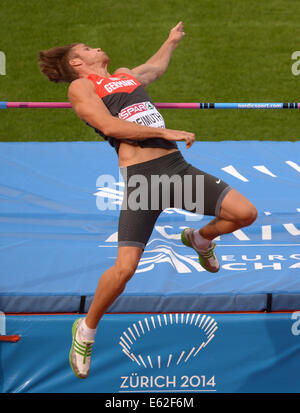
[[1, 313, 300, 393]]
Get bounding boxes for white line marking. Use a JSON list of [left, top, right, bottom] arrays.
[[286, 160, 300, 173], [199, 315, 206, 329], [144, 318, 150, 332], [185, 347, 196, 362], [283, 223, 300, 236], [232, 229, 250, 241], [122, 349, 134, 361], [206, 321, 217, 335], [138, 355, 147, 368], [138, 320, 145, 334], [204, 334, 215, 347], [120, 336, 131, 349], [167, 354, 172, 368], [201, 316, 211, 330], [253, 165, 277, 177], [163, 314, 168, 326], [262, 225, 272, 240], [176, 351, 185, 365], [128, 327, 136, 341], [119, 341, 129, 352], [221, 165, 249, 182], [147, 355, 153, 368], [204, 318, 215, 332], [131, 353, 141, 365], [208, 326, 218, 339], [133, 323, 140, 338], [194, 314, 201, 326], [193, 343, 205, 357], [123, 331, 133, 345]]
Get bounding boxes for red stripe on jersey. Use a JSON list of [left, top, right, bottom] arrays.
[[88, 72, 141, 98]]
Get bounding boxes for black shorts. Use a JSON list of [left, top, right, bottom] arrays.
[[118, 150, 231, 249]]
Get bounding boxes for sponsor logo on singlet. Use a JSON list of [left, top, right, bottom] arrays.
[[119, 101, 166, 128]]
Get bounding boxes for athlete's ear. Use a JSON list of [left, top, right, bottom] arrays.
[[69, 57, 83, 69]]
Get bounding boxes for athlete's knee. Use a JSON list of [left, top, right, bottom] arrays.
[[113, 261, 138, 289], [234, 203, 257, 227], [219, 189, 257, 227]]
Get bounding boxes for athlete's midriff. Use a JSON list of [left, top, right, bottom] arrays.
[[118, 142, 179, 167]]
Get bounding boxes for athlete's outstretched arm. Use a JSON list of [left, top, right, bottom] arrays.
[[115, 22, 185, 87]]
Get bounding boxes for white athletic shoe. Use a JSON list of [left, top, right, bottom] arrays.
[[181, 228, 220, 273], [69, 318, 94, 379]]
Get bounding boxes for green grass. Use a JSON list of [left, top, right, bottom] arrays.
[[0, 0, 299, 141]]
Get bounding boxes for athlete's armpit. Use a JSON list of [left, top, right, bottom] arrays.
[[68, 78, 112, 124]]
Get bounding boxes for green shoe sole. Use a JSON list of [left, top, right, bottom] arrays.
[[181, 229, 191, 247]]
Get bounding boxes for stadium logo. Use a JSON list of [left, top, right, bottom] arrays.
[[119, 313, 218, 369]]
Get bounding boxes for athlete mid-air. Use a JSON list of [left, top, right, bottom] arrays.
[[39, 22, 257, 378]]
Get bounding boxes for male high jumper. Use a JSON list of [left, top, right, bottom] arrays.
[[39, 22, 257, 378]]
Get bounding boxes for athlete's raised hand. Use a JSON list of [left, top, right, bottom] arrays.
[[162, 128, 195, 149], [168, 21, 185, 45]]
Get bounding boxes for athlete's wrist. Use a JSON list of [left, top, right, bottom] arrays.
[[160, 128, 171, 139], [166, 37, 179, 49]]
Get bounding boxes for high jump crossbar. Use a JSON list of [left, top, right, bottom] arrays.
[[0, 102, 300, 109]]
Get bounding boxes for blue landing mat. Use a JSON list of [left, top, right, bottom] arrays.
[[0, 142, 300, 312]]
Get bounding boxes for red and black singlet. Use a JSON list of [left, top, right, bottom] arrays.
[[87, 72, 178, 154]]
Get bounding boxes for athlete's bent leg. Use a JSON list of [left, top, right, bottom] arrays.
[[181, 189, 257, 273], [199, 188, 257, 240], [85, 246, 143, 329]]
